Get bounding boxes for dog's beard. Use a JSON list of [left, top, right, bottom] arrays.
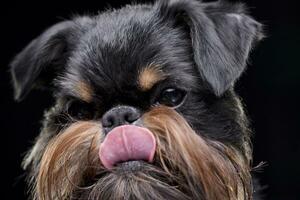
[[34, 107, 252, 200]]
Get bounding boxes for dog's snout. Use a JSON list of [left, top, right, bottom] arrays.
[[102, 106, 141, 133]]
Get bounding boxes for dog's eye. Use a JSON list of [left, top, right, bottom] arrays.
[[67, 101, 94, 120], [157, 88, 186, 107]]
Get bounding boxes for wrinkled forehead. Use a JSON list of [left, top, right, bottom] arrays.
[[57, 8, 198, 101], [59, 62, 197, 103]]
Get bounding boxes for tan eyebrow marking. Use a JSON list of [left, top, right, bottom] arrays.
[[75, 81, 93, 102], [138, 64, 166, 91]]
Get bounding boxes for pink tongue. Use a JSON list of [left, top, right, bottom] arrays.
[[99, 125, 156, 169]]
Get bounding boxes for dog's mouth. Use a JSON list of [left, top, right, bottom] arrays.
[[99, 125, 156, 170], [115, 160, 148, 172]]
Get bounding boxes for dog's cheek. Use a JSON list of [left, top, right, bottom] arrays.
[[36, 121, 102, 200], [175, 90, 250, 148], [22, 100, 76, 175], [22, 109, 62, 172], [141, 106, 251, 199]]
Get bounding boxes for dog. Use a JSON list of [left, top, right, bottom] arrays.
[[10, 0, 263, 199]]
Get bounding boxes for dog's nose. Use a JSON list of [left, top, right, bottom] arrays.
[[101, 106, 141, 133]]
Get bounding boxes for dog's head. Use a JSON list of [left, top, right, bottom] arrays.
[[10, 0, 263, 199]]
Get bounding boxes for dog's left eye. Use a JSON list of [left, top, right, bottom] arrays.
[[67, 100, 94, 120], [157, 88, 186, 107]]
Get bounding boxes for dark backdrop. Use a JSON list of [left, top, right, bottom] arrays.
[[1, 0, 299, 199]]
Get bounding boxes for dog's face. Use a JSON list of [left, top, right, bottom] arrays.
[[10, 0, 263, 199]]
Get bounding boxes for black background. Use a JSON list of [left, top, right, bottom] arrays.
[[1, 0, 299, 199]]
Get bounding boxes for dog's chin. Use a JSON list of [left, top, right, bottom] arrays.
[[92, 161, 153, 185], [77, 160, 193, 200]]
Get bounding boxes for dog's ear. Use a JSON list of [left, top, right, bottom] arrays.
[[157, 0, 264, 96], [10, 19, 85, 101]]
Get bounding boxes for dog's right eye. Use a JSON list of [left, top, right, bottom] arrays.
[[157, 88, 187, 107], [67, 100, 94, 120]]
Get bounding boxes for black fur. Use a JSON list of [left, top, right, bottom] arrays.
[[10, 0, 263, 199]]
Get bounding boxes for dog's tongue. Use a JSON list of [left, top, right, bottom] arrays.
[[99, 125, 156, 169]]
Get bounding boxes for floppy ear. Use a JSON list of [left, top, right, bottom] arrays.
[[10, 20, 81, 101], [158, 0, 264, 96]]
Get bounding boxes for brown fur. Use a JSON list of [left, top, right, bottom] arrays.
[[76, 81, 93, 102], [36, 122, 102, 200], [36, 107, 252, 200], [138, 64, 166, 91], [143, 107, 252, 200]]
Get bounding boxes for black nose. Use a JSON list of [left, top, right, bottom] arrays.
[[102, 106, 141, 133]]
